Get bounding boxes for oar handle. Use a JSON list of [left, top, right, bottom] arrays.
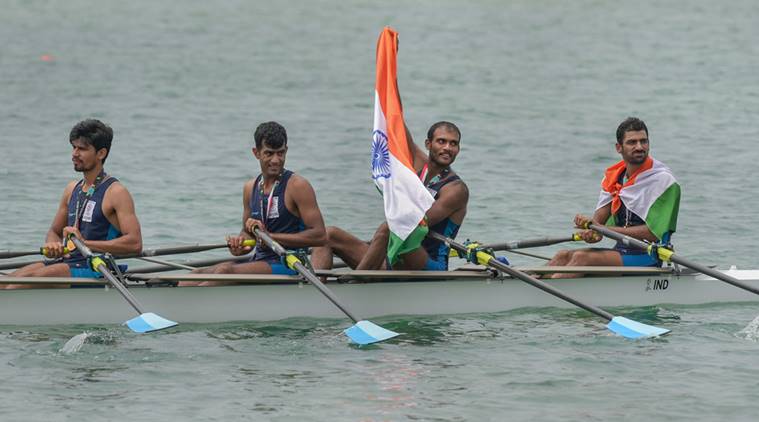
[[587, 223, 759, 296], [483, 234, 581, 251], [40, 246, 70, 257], [254, 229, 361, 323], [430, 232, 614, 321]]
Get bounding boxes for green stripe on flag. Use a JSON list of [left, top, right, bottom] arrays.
[[646, 183, 681, 241], [387, 224, 429, 266]]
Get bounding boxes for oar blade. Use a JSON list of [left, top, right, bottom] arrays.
[[125, 312, 178, 333], [607, 316, 670, 339], [344, 320, 399, 345]]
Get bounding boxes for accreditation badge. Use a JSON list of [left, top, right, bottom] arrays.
[[82, 200, 96, 223]]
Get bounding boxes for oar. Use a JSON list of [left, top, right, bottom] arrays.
[[482, 234, 581, 251], [253, 229, 399, 345], [587, 223, 759, 296], [449, 234, 580, 260], [67, 235, 177, 333], [137, 257, 197, 271], [428, 232, 669, 339], [0, 259, 40, 271], [1, 242, 238, 261], [0, 247, 70, 259]]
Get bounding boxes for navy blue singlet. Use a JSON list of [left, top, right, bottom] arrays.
[[66, 177, 122, 262], [249, 170, 305, 263], [419, 170, 462, 270]]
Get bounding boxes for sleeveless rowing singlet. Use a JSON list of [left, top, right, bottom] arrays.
[[249, 170, 305, 262], [418, 169, 462, 270]]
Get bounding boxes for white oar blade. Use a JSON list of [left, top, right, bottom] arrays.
[[125, 312, 178, 333], [344, 320, 399, 345], [607, 316, 669, 339]]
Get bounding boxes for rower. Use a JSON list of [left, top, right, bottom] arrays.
[[311, 121, 469, 271], [546, 117, 681, 278], [5, 119, 143, 287], [182, 121, 326, 285]]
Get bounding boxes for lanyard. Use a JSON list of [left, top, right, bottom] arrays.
[[419, 164, 449, 188], [73, 170, 107, 229], [258, 175, 280, 228]]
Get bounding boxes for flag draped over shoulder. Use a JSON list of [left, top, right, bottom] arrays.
[[372, 27, 434, 265], [596, 156, 681, 241]]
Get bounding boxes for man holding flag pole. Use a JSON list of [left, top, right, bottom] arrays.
[[546, 117, 681, 278], [312, 27, 468, 272]]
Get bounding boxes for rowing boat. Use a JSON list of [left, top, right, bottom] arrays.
[[1, 265, 758, 326]]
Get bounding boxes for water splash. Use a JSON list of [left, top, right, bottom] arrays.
[[737, 315, 759, 341], [60, 332, 90, 354]]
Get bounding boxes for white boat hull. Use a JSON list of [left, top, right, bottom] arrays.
[[2, 268, 759, 325]]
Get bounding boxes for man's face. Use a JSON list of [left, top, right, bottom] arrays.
[[253, 143, 288, 178], [425, 127, 460, 167], [616, 130, 649, 165], [71, 138, 104, 172]]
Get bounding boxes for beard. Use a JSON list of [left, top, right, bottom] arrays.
[[73, 161, 95, 172], [627, 152, 647, 165]]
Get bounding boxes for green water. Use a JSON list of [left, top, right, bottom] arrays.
[[1, 0, 759, 420]]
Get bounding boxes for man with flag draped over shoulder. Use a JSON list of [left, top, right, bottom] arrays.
[[311, 27, 468, 272], [546, 117, 680, 278]]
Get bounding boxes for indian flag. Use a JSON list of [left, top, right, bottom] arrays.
[[596, 157, 681, 241], [372, 27, 434, 265]]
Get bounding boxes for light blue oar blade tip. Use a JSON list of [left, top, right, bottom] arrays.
[[125, 312, 178, 333], [607, 316, 670, 339], [344, 320, 399, 345]]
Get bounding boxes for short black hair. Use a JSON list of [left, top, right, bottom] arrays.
[[69, 119, 114, 163], [616, 117, 648, 144], [254, 121, 287, 150], [426, 121, 461, 141]]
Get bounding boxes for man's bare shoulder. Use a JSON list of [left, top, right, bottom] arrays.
[[104, 180, 132, 198], [242, 178, 256, 191], [287, 173, 315, 191], [63, 180, 78, 194], [441, 176, 469, 196]]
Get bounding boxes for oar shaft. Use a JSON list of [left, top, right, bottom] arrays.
[[0, 259, 41, 271], [255, 229, 361, 323], [1, 242, 228, 262], [0, 250, 40, 259], [588, 224, 759, 296], [132, 243, 229, 258], [483, 235, 578, 251], [430, 232, 614, 321], [68, 236, 146, 315], [137, 257, 197, 271], [128, 256, 249, 274], [292, 260, 360, 323]]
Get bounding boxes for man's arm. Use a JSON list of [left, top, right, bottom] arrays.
[[227, 180, 255, 256], [80, 183, 143, 255], [275, 175, 327, 248], [425, 180, 468, 226], [405, 123, 428, 172], [42, 182, 76, 258], [576, 204, 658, 243]]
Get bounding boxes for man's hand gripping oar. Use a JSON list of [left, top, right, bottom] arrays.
[[66, 234, 177, 333], [429, 231, 670, 339], [252, 228, 399, 345]]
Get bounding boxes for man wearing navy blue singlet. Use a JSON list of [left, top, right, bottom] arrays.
[[184, 121, 326, 285], [5, 119, 143, 287]]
